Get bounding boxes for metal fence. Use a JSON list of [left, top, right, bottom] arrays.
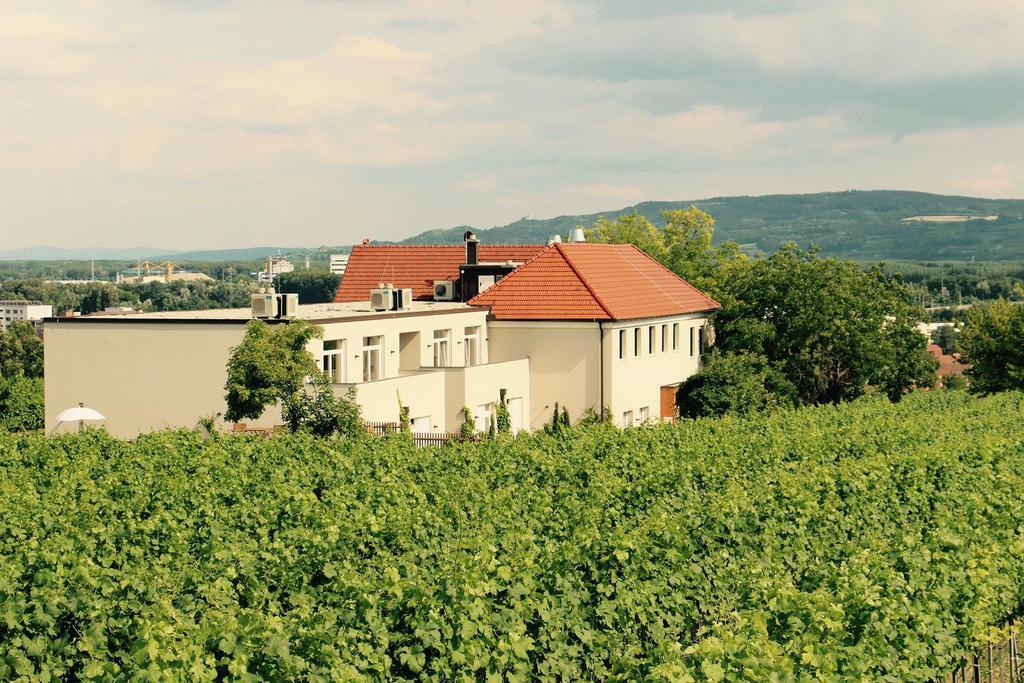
[[937, 626, 1021, 683]]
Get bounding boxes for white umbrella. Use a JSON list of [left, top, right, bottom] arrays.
[[52, 403, 106, 433]]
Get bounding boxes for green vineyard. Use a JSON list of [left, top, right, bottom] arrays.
[[3, 391, 1024, 680]]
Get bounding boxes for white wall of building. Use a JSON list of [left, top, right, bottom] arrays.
[[1, 301, 53, 329], [602, 313, 711, 427], [44, 306, 528, 437], [488, 321, 602, 430]]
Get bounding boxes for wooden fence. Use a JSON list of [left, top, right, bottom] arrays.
[[937, 626, 1021, 683], [364, 421, 475, 448]]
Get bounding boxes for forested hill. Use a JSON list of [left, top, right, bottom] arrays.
[[401, 190, 1024, 260]]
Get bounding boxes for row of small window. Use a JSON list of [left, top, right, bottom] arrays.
[[621, 406, 651, 427], [321, 336, 383, 384], [617, 323, 703, 360], [430, 327, 482, 368], [319, 326, 483, 384]]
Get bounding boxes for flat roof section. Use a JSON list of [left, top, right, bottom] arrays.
[[44, 301, 485, 325]]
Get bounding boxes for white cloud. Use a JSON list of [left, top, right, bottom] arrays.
[[1, 0, 1023, 249]]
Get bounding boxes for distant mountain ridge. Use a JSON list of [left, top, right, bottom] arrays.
[[400, 190, 1024, 261]]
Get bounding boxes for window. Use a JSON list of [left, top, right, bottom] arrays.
[[433, 329, 450, 367], [362, 335, 383, 382], [639, 406, 649, 423], [689, 326, 696, 357], [322, 339, 346, 383], [618, 329, 626, 360], [672, 323, 680, 351], [464, 326, 481, 366], [648, 326, 655, 354], [698, 325, 705, 356], [621, 410, 633, 427], [633, 328, 641, 357], [661, 324, 668, 352]]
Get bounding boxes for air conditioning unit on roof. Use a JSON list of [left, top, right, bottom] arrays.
[[370, 285, 394, 311], [433, 280, 454, 301], [251, 293, 278, 319]]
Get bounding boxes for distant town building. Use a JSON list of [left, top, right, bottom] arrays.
[[116, 261, 214, 284], [258, 257, 295, 283], [1, 300, 53, 330], [330, 254, 349, 275]]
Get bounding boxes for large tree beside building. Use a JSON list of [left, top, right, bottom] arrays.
[[0, 321, 43, 379], [224, 319, 362, 437], [224, 319, 323, 423], [584, 206, 717, 285], [711, 245, 937, 404], [957, 298, 1024, 394]]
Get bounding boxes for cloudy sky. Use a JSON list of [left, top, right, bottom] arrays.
[[3, 1, 1024, 249]]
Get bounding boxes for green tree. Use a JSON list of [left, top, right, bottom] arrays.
[[495, 400, 511, 435], [0, 375, 44, 432], [584, 213, 667, 261], [282, 373, 362, 438], [459, 406, 475, 440], [274, 271, 342, 304], [958, 299, 1024, 393], [712, 245, 937, 404], [0, 321, 44, 379], [584, 206, 718, 286], [224, 319, 322, 423], [662, 207, 716, 283], [677, 351, 796, 419]]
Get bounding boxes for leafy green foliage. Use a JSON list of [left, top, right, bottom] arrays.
[[282, 374, 362, 439], [543, 402, 571, 435], [712, 245, 938, 403], [0, 321, 43, 379], [2, 392, 1024, 679], [958, 299, 1024, 393], [584, 206, 716, 285], [677, 351, 796, 418], [459, 405, 475, 439], [0, 375, 43, 432], [273, 271, 342, 304], [942, 373, 968, 390], [495, 400, 511, 435], [224, 320, 322, 423]]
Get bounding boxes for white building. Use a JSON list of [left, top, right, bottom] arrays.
[[44, 236, 719, 437], [1, 300, 53, 330], [329, 254, 349, 275], [257, 257, 295, 283]]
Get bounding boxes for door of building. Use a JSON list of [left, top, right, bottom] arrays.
[[660, 385, 679, 421], [507, 397, 523, 433]]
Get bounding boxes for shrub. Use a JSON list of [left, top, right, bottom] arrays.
[[0, 375, 44, 432], [677, 351, 796, 418]]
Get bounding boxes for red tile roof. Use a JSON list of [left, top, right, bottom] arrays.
[[334, 244, 546, 302], [927, 344, 970, 378], [468, 243, 720, 321]]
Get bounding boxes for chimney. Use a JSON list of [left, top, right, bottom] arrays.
[[570, 228, 586, 243], [464, 230, 479, 265], [546, 234, 563, 247]]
